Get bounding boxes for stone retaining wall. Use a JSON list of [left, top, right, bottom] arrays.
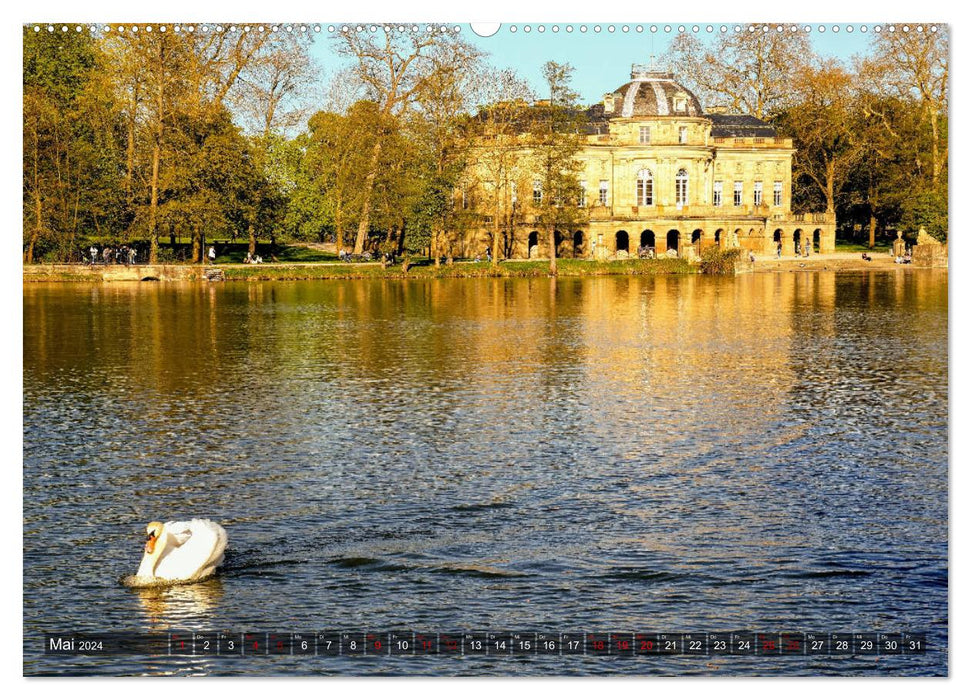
[[23, 264, 208, 282]]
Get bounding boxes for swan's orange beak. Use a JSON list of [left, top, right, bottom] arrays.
[[145, 534, 157, 554]]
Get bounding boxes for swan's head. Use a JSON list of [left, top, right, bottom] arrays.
[[145, 521, 163, 554]]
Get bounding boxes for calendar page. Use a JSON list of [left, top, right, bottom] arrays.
[[21, 13, 949, 680]]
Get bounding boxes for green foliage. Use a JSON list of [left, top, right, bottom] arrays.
[[23, 28, 127, 262], [699, 247, 741, 274], [899, 189, 948, 242]]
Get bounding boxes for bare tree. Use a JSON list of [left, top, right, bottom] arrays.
[[470, 69, 536, 267], [777, 59, 863, 214], [531, 61, 586, 275], [103, 25, 280, 262], [231, 32, 318, 138], [336, 25, 466, 255], [859, 24, 948, 189], [662, 28, 812, 119]]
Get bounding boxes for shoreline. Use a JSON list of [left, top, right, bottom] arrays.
[[22, 252, 942, 283]]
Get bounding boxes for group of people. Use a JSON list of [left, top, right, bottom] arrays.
[[338, 249, 373, 262], [243, 251, 263, 264], [858, 251, 912, 263], [776, 241, 812, 259], [84, 244, 137, 266]]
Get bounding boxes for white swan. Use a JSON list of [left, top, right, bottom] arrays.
[[128, 519, 228, 586]]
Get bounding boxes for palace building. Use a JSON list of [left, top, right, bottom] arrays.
[[450, 66, 835, 260]]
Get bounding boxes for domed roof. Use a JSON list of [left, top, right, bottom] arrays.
[[607, 68, 704, 118]]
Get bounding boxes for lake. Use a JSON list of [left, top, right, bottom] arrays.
[[23, 270, 948, 676]]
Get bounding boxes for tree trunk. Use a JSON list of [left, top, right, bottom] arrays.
[[397, 219, 406, 256], [930, 107, 941, 189], [825, 161, 836, 214], [334, 207, 343, 255], [27, 123, 42, 264], [868, 213, 877, 249], [125, 105, 136, 204], [506, 211, 515, 258], [248, 223, 257, 256], [192, 225, 202, 263], [148, 139, 160, 263], [27, 187, 39, 263], [353, 139, 383, 254], [492, 199, 502, 268], [28, 179, 42, 265], [548, 225, 557, 275], [148, 58, 164, 265]]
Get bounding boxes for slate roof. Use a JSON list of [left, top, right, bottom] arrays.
[[708, 114, 777, 138]]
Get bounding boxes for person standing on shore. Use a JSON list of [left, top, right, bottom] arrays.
[[208, 246, 216, 265]]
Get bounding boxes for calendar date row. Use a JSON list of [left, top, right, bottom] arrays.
[[46, 632, 926, 657]]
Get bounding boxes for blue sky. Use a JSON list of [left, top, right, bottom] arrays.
[[310, 22, 879, 106]]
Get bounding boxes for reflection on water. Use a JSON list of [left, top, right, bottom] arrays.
[[133, 579, 225, 629], [23, 271, 947, 676]]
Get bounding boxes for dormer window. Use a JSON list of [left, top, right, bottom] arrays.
[[675, 96, 688, 112]]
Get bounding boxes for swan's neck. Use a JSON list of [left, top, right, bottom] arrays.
[[135, 528, 165, 579]]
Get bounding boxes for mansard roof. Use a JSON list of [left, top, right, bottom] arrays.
[[708, 114, 777, 138]]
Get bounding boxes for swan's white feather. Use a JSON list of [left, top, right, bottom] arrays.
[[149, 519, 227, 582]]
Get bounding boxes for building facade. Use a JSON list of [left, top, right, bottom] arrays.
[[450, 67, 835, 260]]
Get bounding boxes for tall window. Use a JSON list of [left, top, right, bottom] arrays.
[[773, 181, 783, 207], [733, 181, 743, 207], [675, 168, 688, 207], [639, 126, 651, 144], [578, 180, 587, 207], [678, 126, 688, 144], [713, 181, 723, 207], [533, 179, 542, 205], [599, 179, 609, 206], [754, 181, 763, 207], [635, 169, 653, 206]]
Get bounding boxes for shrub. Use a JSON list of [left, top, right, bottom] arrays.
[[699, 247, 741, 274]]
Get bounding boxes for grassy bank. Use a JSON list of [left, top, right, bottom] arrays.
[[221, 257, 695, 281]]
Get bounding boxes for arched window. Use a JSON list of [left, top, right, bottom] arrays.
[[675, 168, 689, 207], [635, 169, 653, 206]]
